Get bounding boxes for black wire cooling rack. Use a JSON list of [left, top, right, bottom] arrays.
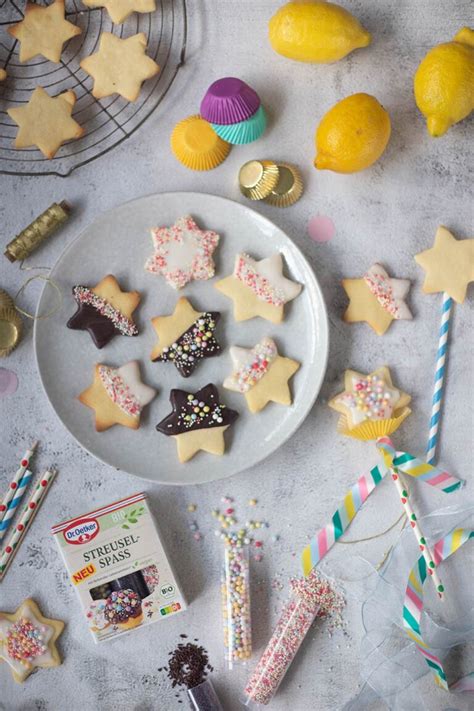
[[0, 0, 187, 176]]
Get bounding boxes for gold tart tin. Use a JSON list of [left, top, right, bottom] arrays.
[[264, 163, 303, 207], [238, 160, 280, 200], [0, 289, 22, 357]]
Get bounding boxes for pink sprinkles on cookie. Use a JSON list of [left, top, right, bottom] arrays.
[[98, 366, 142, 418], [364, 266, 400, 318], [6, 619, 47, 663], [235, 254, 286, 306], [232, 338, 277, 392]]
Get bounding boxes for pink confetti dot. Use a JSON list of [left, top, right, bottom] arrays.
[[0, 368, 18, 398], [307, 215, 335, 243]]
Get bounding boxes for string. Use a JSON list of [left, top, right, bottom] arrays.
[[14, 274, 62, 320], [337, 512, 405, 545]]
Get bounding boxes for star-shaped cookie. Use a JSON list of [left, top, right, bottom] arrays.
[[0, 598, 64, 683], [145, 216, 220, 290], [215, 253, 302, 323], [67, 275, 140, 349], [156, 384, 239, 462], [415, 226, 474, 303], [343, 263, 412, 335], [7, 87, 84, 159], [8, 0, 81, 63], [151, 297, 221, 377], [0, 69, 7, 81], [80, 32, 159, 102], [223, 337, 300, 413], [79, 361, 156, 431], [83, 0, 156, 24]]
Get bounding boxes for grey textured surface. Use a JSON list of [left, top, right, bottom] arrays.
[[0, 1, 473, 710]]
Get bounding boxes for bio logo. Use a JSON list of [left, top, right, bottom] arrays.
[[63, 518, 100, 545]]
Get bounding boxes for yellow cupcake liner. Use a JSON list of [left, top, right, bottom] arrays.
[[337, 408, 411, 441], [264, 163, 303, 207], [171, 114, 231, 171], [238, 160, 279, 200]]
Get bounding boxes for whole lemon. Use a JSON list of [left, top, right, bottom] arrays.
[[269, 1, 371, 63], [314, 93, 391, 173], [414, 27, 474, 137]]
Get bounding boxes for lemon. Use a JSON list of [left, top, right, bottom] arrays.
[[414, 27, 474, 137], [314, 93, 391, 173], [269, 1, 371, 63]]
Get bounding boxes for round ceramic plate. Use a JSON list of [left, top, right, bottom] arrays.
[[34, 192, 328, 485]]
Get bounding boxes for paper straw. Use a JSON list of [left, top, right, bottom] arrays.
[[0, 441, 38, 525], [426, 293, 453, 465], [0, 469, 33, 542], [0, 468, 56, 582], [390, 468, 445, 599]]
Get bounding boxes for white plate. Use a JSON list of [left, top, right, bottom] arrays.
[[34, 192, 328, 485]]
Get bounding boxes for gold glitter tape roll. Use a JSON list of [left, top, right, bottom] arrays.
[[238, 160, 280, 201], [264, 163, 303, 208], [0, 289, 22, 357], [4, 201, 70, 263]]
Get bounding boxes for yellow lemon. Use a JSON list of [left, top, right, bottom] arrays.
[[269, 1, 371, 64], [314, 93, 391, 173], [414, 27, 474, 137]]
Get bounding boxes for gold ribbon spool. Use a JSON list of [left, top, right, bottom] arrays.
[[4, 201, 70, 263]]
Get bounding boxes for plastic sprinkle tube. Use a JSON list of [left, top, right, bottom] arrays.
[[221, 543, 252, 668]]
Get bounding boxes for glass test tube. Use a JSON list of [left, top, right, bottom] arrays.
[[221, 543, 252, 668], [188, 679, 224, 711]]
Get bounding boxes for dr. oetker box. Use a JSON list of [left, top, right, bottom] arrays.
[[52, 493, 186, 643]]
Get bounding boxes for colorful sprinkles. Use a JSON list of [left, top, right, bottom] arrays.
[[98, 365, 142, 418], [338, 374, 398, 422], [156, 313, 221, 377], [72, 286, 138, 337], [235, 253, 286, 306], [6, 618, 47, 663], [364, 264, 400, 318], [228, 338, 277, 392], [104, 589, 141, 625]]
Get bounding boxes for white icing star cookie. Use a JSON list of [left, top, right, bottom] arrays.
[[215, 253, 302, 323], [145, 216, 220, 289]]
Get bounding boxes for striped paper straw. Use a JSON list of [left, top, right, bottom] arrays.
[[391, 468, 445, 599], [426, 293, 453, 465], [0, 469, 33, 542], [0, 468, 56, 582], [0, 441, 38, 524]]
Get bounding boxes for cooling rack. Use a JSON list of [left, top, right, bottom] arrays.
[[0, 0, 187, 176]]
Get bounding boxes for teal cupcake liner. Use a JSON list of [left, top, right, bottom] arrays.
[[211, 105, 267, 145]]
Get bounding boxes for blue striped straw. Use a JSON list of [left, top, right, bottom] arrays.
[[426, 292, 453, 465], [0, 469, 33, 541]]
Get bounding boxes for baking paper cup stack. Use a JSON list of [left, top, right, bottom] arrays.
[[201, 77, 267, 145]]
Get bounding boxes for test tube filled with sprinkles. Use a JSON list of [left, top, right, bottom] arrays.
[[221, 541, 252, 668]]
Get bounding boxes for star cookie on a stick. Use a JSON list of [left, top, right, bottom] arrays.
[[329, 366, 411, 440], [415, 226, 474, 303], [215, 253, 302, 323], [80, 32, 159, 102], [7, 87, 84, 159], [83, 0, 156, 24], [223, 337, 300, 413], [343, 263, 412, 335], [8, 0, 81, 63], [67, 275, 140, 349], [151, 297, 221, 377], [145, 216, 220, 290], [156, 384, 239, 463], [0, 599, 64, 683], [79, 361, 156, 432]]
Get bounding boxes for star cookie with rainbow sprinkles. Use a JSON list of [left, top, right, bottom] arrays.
[[329, 366, 411, 440], [342, 263, 412, 335], [0, 599, 64, 683], [223, 337, 300, 413], [215, 253, 302, 323], [79, 361, 156, 431], [145, 216, 220, 289], [156, 384, 239, 462]]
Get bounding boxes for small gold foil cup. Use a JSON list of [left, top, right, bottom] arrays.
[[264, 163, 303, 207], [336, 408, 411, 441], [238, 160, 279, 200], [0, 289, 22, 357]]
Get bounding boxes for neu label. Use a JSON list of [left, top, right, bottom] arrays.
[[63, 518, 99, 545]]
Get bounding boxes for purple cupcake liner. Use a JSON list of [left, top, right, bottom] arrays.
[[200, 77, 261, 126]]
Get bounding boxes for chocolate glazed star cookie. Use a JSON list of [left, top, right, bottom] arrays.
[[156, 384, 239, 462]]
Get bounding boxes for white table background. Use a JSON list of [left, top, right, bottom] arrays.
[[1, 2, 473, 709]]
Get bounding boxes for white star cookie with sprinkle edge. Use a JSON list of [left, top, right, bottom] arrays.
[[7, 87, 84, 159], [223, 337, 300, 413], [215, 253, 302, 323], [80, 33, 159, 102], [79, 361, 156, 431], [0, 599, 64, 684], [145, 216, 220, 290], [8, 0, 81, 63], [83, 0, 156, 24], [415, 226, 474, 304], [343, 263, 412, 335]]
